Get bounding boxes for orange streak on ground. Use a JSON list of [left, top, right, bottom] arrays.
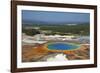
[[22, 44, 48, 62], [22, 44, 90, 62]]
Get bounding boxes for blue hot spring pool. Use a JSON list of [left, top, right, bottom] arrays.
[[47, 43, 79, 50]]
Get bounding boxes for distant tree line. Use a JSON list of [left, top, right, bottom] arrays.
[[22, 24, 90, 36], [22, 28, 40, 36], [40, 24, 90, 35]]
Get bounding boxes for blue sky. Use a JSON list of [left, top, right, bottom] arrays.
[[22, 10, 90, 24]]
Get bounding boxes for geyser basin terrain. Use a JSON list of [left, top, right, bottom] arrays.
[[47, 42, 79, 50]]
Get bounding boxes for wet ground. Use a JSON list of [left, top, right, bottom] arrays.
[[22, 43, 90, 62]]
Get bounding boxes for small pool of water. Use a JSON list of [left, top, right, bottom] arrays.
[[47, 43, 79, 50]]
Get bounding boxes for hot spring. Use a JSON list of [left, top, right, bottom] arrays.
[[47, 42, 79, 50]]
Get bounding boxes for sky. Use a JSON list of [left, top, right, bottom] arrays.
[[22, 10, 90, 24]]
